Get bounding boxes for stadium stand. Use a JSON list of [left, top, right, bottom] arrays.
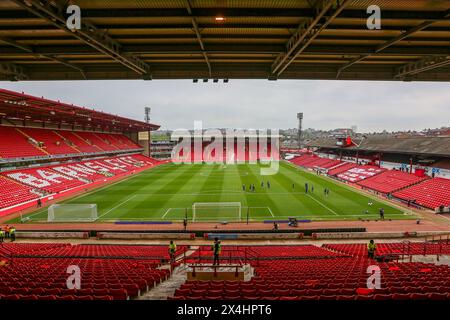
[[290, 155, 354, 171], [56, 130, 101, 153], [191, 245, 345, 261], [0, 243, 449, 300], [0, 126, 142, 160], [289, 152, 450, 209], [327, 162, 358, 176], [336, 165, 386, 183], [392, 178, 450, 209], [174, 244, 450, 300], [0, 243, 185, 260], [0, 176, 40, 209], [357, 170, 428, 194], [0, 154, 161, 210], [0, 243, 178, 300], [20, 127, 79, 155], [0, 258, 169, 300], [0, 126, 46, 159], [323, 243, 450, 257], [5, 166, 88, 194]]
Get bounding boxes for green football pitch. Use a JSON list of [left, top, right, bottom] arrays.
[[16, 161, 414, 223]]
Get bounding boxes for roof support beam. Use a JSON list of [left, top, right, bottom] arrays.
[[0, 36, 86, 79], [336, 9, 450, 78], [336, 21, 436, 78], [185, 0, 211, 77], [270, 0, 352, 78], [396, 55, 450, 78], [0, 62, 27, 80], [11, 0, 151, 77]]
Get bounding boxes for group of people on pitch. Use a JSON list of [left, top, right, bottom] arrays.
[[0, 225, 16, 243]]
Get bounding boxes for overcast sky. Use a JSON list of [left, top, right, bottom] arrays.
[[1, 80, 449, 132]]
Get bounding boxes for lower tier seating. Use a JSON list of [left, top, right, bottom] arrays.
[[392, 177, 450, 209], [0, 176, 39, 209], [357, 170, 428, 194], [0, 154, 162, 210], [336, 165, 386, 183]]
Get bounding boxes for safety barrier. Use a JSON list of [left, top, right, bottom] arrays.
[[96, 232, 195, 240], [16, 231, 89, 239]]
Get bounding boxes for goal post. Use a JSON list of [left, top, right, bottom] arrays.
[[47, 204, 98, 222], [192, 202, 242, 222]]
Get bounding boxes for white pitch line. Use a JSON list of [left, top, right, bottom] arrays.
[[306, 194, 339, 216], [267, 207, 275, 217], [161, 208, 172, 219], [96, 194, 138, 220]]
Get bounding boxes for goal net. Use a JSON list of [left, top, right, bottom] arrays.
[[47, 204, 98, 222], [192, 202, 242, 222]]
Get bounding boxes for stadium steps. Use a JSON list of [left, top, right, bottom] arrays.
[[138, 265, 188, 300], [15, 128, 50, 155], [52, 130, 81, 153], [138, 247, 198, 300]]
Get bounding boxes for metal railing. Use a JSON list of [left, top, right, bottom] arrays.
[[181, 246, 260, 267]]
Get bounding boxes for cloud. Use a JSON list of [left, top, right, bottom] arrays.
[[1, 79, 449, 132]]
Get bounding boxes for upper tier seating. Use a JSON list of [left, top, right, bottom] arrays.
[[357, 170, 428, 194], [75, 131, 120, 151], [0, 176, 39, 209], [20, 127, 78, 155], [0, 125, 142, 159], [392, 177, 450, 209], [0, 126, 45, 159], [56, 130, 100, 153]]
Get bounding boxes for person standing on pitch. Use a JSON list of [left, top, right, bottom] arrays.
[[242, 184, 246, 191], [305, 182, 309, 194], [212, 237, 221, 266], [267, 181, 270, 189], [183, 218, 188, 231], [168, 240, 177, 263]]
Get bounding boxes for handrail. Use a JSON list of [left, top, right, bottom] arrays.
[[187, 263, 244, 277], [190, 246, 260, 266]]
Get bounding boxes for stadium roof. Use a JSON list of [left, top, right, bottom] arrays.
[[0, 88, 160, 132], [1, 0, 450, 81], [307, 135, 450, 157]]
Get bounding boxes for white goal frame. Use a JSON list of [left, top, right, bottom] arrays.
[[192, 202, 242, 222], [47, 204, 98, 222]]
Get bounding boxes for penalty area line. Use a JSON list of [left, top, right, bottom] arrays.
[[96, 194, 138, 220], [306, 194, 339, 216]]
